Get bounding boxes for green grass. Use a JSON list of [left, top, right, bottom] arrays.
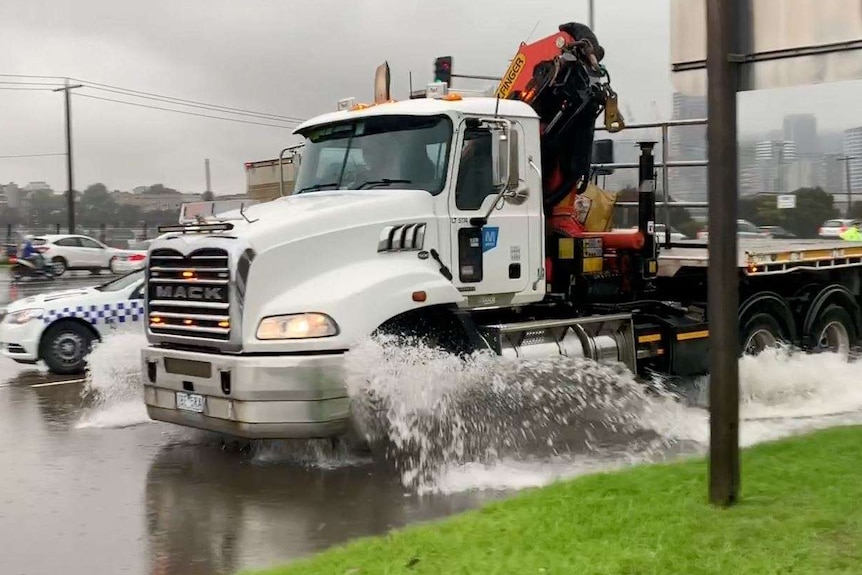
[[242, 426, 862, 575]]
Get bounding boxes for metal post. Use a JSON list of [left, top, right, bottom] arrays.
[[53, 80, 83, 234], [205, 158, 212, 195], [661, 124, 671, 248], [707, 0, 741, 507], [588, 0, 595, 30], [840, 156, 854, 217], [637, 141, 658, 278]]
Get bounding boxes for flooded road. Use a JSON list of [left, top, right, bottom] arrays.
[[2, 271, 862, 575]]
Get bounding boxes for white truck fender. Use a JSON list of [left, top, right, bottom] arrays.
[[241, 258, 463, 353]]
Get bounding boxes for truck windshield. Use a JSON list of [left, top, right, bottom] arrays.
[[294, 115, 452, 195]]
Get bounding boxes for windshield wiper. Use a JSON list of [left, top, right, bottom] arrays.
[[355, 179, 412, 190], [296, 182, 340, 193]]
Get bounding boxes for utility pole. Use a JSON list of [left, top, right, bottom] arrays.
[[838, 155, 857, 217], [205, 158, 212, 196], [707, 0, 741, 507], [53, 80, 83, 233]]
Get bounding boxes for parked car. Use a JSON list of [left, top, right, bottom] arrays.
[[818, 219, 862, 239], [111, 239, 151, 274], [0, 269, 145, 374], [696, 219, 769, 240], [757, 225, 797, 239], [31, 234, 145, 276]]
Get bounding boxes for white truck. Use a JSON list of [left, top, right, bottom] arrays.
[[141, 24, 862, 439]]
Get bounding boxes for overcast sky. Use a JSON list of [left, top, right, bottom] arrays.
[[2, 0, 862, 195]]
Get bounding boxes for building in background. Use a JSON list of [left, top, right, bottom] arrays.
[[843, 127, 862, 207], [245, 154, 301, 202], [782, 114, 818, 158], [111, 191, 203, 212], [667, 92, 707, 202], [755, 140, 797, 194]]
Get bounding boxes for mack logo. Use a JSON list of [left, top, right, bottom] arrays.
[[495, 53, 526, 98], [154, 285, 225, 301]]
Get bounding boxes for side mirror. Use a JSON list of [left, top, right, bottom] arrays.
[[491, 124, 519, 191]]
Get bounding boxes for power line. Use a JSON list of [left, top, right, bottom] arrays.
[[83, 84, 304, 123], [1, 72, 310, 124], [0, 81, 65, 87], [76, 80, 307, 122], [72, 92, 299, 129], [0, 153, 66, 159], [0, 87, 58, 91], [0, 73, 67, 81]]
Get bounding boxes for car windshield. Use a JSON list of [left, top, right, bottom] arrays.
[[294, 114, 452, 194], [96, 269, 144, 292], [824, 220, 845, 227], [737, 221, 759, 233]]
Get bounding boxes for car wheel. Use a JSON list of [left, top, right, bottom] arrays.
[[39, 321, 96, 375], [109, 257, 118, 274], [51, 257, 67, 276]]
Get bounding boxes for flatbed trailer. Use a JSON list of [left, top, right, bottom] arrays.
[[658, 239, 862, 277]]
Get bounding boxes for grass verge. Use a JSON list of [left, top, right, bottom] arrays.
[[242, 426, 862, 575]]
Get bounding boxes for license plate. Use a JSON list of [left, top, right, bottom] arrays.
[[176, 392, 204, 413]]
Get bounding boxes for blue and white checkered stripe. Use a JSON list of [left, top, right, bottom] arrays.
[[43, 300, 143, 326]]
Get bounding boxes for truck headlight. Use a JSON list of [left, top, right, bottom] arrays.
[[6, 308, 44, 325], [256, 313, 339, 340]]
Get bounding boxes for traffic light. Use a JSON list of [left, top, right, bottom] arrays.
[[434, 56, 453, 85]]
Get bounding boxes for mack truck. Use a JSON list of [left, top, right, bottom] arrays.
[[141, 22, 862, 439]]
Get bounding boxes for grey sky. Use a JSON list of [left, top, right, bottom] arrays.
[[2, 0, 861, 194]]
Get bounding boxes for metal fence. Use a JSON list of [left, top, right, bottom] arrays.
[[591, 118, 709, 230]]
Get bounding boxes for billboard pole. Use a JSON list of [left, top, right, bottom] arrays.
[[706, 0, 741, 506]]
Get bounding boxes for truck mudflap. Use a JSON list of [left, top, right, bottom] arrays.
[[142, 347, 350, 439]]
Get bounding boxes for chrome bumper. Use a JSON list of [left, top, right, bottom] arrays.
[[142, 346, 350, 439]]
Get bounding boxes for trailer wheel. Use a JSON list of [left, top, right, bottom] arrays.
[[808, 304, 856, 357], [740, 312, 786, 356]]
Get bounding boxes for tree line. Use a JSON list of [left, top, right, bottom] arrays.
[[0, 183, 214, 230]]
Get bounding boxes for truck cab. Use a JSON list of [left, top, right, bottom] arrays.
[[141, 95, 554, 439]]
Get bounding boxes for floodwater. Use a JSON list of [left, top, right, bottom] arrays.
[[2, 273, 862, 575]]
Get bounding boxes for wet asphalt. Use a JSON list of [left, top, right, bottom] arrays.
[[3, 271, 859, 575], [0, 272, 507, 575]]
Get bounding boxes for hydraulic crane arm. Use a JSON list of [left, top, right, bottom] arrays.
[[496, 22, 624, 219]]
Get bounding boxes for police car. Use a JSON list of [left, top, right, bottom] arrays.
[[0, 269, 145, 375]]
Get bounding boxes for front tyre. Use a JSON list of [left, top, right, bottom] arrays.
[[40, 321, 96, 375]]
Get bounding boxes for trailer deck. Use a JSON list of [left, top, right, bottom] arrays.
[[657, 239, 862, 277]]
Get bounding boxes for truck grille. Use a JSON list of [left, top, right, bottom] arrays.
[[147, 248, 231, 341]]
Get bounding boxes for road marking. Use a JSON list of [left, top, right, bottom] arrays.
[[29, 378, 86, 388]]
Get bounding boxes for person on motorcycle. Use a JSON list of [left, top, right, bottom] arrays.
[[20, 235, 44, 270]]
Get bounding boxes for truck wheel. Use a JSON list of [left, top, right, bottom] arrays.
[[740, 312, 786, 356], [39, 321, 96, 375], [808, 304, 856, 357]]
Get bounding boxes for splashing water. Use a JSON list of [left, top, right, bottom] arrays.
[[344, 334, 683, 489], [71, 330, 862, 494], [344, 335, 862, 492], [76, 331, 151, 429]]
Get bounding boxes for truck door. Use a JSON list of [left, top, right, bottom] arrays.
[[448, 120, 529, 301]]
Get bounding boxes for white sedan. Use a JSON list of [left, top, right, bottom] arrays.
[[32, 234, 146, 276], [0, 269, 145, 374]]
